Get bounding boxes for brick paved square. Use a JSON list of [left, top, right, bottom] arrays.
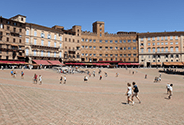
[[0, 68, 184, 124]]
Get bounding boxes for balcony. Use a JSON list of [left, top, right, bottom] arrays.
[[26, 53, 60, 58], [30, 43, 59, 50]]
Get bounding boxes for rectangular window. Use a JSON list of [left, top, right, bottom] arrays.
[[152, 48, 155, 52], [41, 40, 44, 46], [124, 54, 126, 57], [93, 46, 96, 49], [99, 40, 102, 43], [157, 48, 160, 52], [110, 40, 113, 43], [26, 29, 29, 35], [26, 38, 29, 43], [165, 48, 168, 52], [148, 37, 150, 41], [176, 47, 179, 52], [148, 48, 151, 52], [60, 36, 62, 41], [148, 43, 150, 46], [93, 39, 96, 42], [34, 31, 37, 36], [89, 39, 92, 42], [133, 40, 136, 43], [157, 37, 159, 41], [141, 48, 143, 53], [161, 42, 164, 45], [48, 41, 50, 46], [161, 36, 163, 41], [34, 39, 37, 45], [54, 52, 56, 57], [41, 51, 43, 56], [60, 43, 62, 48], [48, 34, 51, 39], [54, 35, 56, 40], [165, 36, 168, 40], [152, 37, 155, 41], [128, 47, 131, 50], [48, 51, 50, 57], [89, 46, 92, 49], [115, 40, 118, 43], [34, 50, 36, 56], [105, 40, 108, 43], [152, 43, 155, 46], [170, 36, 173, 40], [161, 48, 164, 52], [175, 36, 178, 40], [54, 42, 56, 47], [123, 40, 126, 43], [157, 42, 160, 45], [165, 42, 168, 45], [170, 47, 173, 52], [124, 47, 126, 50], [81, 38, 84, 42], [93, 54, 96, 56], [115, 47, 118, 50], [170, 42, 173, 45], [128, 40, 131, 43], [141, 38, 143, 41], [119, 40, 122, 43], [110, 47, 113, 50], [175, 42, 178, 45], [133, 47, 136, 50], [25, 49, 29, 55]]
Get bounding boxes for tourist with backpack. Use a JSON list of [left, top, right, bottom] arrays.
[[132, 82, 141, 103]]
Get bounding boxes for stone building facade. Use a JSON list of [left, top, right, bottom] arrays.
[[81, 21, 139, 64], [0, 15, 26, 61], [138, 32, 184, 67]]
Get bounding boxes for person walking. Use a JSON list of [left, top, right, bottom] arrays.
[[84, 76, 88, 82], [63, 76, 66, 84], [39, 75, 42, 85], [99, 75, 102, 80], [132, 82, 141, 103], [33, 74, 37, 84], [166, 83, 170, 94], [105, 72, 107, 77], [116, 73, 119, 77], [21, 71, 24, 79], [125, 83, 134, 105], [60, 76, 63, 84], [168, 84, 173, 99], [145, 74, 147, 79], [11, 70, 14, 77]]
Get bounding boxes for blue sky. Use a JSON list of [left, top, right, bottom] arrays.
[[1, 0, 184, 33]]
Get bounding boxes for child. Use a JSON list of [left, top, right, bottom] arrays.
[[21, 71, 24, 79], [125, 83, 134, 105], [39, 75, 42, 85], [168, 84, 173, 99], [132, 82, 141, 103], [60, 76, 63, 84]]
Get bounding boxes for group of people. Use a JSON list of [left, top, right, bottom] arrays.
[[33, 74, 42, 84], [10, 70, 24, 79], [125, 82, 141, 105]]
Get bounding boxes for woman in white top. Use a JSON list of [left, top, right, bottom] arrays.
[[39, 75, 42, 85], [125, 83, 134, 105]]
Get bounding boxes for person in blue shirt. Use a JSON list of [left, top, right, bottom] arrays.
[[11, 70, 14, 76], [132, 82, 141, 103]]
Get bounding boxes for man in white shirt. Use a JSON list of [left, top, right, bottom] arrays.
[[168, 84, 173, 99]]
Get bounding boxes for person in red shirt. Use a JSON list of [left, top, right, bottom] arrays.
[[33, 74, 37, 84]]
